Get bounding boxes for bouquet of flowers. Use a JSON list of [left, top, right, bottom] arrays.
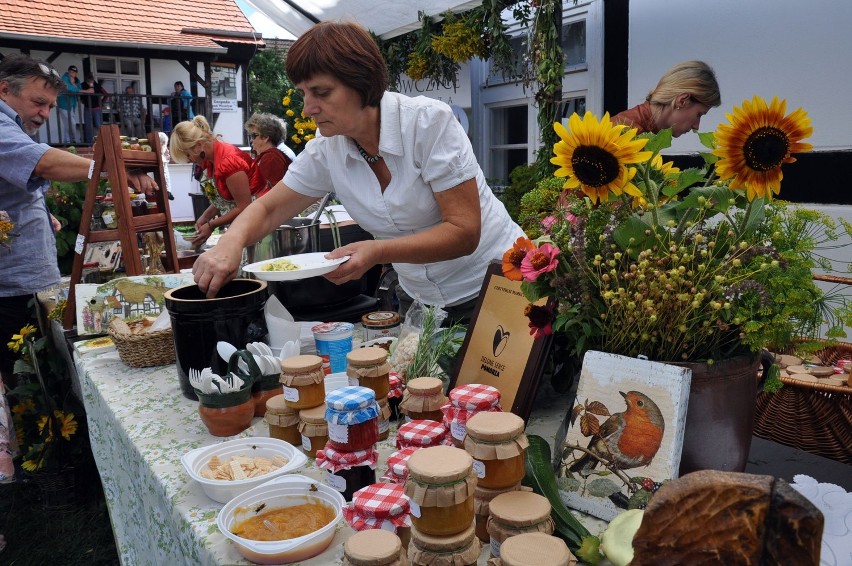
[[0, 210, 17, 250], [280, 88, 317, 155], [504, 96, 852, 368]]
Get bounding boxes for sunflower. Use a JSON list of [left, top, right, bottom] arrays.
[[551, 112, 653, 204], [713, 95, 813, 200], [633, 155, 681, 209], [502, 237, 536, 281], [6, 323, 37, 353]]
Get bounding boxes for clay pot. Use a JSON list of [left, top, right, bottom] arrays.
[[198, 397, 255, 437]]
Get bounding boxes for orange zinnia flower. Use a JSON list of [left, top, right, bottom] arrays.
[[502, 237, 536, 281]]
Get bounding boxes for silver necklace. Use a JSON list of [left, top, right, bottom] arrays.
[[355, 140, 382, 164]]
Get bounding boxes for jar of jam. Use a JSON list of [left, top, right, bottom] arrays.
[[377, 398, 392, 441], [486, 491, 554, 558], [408, 523, 481, 566], [343, 529, 406, 566], [387, 373, 404, 421], [399, 377, 447, 422], [316, 443, 378, 501], [382, 446, 419, 485], [464, 412, 528, 489], [442, 384, 502, 448], [496, 532, 575, 566], [297, 404, 328, 458], [473, 483, 526, 543], [344, 482, 412, 551], [361, 311, 401, 341], [280, 354, 325, 409], [265, 394, 301, 445], [325, 385, 380, 452], [404, 445, 476, 537], [347, 347, 391, 399], [395, 419, 448, 450]]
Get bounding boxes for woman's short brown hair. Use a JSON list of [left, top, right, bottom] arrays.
[[286, 21, 387, 108]]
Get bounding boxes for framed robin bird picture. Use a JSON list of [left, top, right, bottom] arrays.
[[554, 350, 692, 521]]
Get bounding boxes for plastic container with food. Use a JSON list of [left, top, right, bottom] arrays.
[[217, 474, 345, 565], [181, 437, 308, 503]]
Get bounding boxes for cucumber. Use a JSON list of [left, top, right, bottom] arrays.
[[523, 434, 592, 550]]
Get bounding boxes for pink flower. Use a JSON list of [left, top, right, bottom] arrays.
[[541, 215, 557, 234], [520, 243, 560, 282]]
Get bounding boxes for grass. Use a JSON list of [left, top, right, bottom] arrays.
[[0, 449, 119, 566]]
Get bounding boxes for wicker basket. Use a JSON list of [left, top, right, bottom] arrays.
[[754, 340, 852, 464], [108, 326, 176, 368]]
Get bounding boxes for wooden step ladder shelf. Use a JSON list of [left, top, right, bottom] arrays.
[[63, 125, 179, 329]]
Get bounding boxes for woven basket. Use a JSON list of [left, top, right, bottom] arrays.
[[754, 340, 852, 464], [108, 326, 176, 368]]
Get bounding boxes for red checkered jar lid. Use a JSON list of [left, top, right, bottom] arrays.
[[315, 444, 379, 473], [343, 482, 412, 531], [382, 446, 419, 483], [395, 419, 448, 449], [387, 372, 404, 399]]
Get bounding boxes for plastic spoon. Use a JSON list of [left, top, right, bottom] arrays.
[[217, 341, 238, 363]]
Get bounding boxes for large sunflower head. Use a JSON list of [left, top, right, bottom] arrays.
[[712, 96, 813, 200], [551, 112, 653, 204]]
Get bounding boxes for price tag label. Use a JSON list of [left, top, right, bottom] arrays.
[[74, 234, 86, 255], [283, 386, 300, 402], [348, 377, 359, 387], [328, 422, 349, 444], [409, 499, 421, 518], [379, 419, 390, 434], [326, 471, 346, 492], [450, 421, 467, 441], [472, 459, 486, 479], [301, 435, 311, 451]]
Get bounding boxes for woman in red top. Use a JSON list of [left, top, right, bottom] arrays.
[[245, 112, 292, 193], [169, 116, 266, 248]]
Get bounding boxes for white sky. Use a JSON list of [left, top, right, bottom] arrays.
[[236, 0, 297, 40]]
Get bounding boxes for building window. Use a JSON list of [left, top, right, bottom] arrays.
[[561, 20, 586, 71], [94, 57, 143, 95], [486, 34, 528, 85], [489, 104, 529, 186], [560, 96, 587, 120]]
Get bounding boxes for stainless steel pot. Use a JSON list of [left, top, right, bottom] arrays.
[[246, 217, 320, 265]]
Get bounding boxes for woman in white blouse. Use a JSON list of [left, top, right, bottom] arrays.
[[192, 21, 525, 322]]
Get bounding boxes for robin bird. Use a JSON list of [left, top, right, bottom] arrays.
[[569, 390, 665, 474]]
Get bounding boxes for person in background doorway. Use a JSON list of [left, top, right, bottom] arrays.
[[612, 60, 721, 137], [119, 83, 145, 138], [244, 112, 292, 194], [80, 73, 107, 144], [56, 64, 80, 144], [169, 81, 194, 127]]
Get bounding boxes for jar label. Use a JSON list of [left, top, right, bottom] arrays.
[[328, 421, 350, 443], [379, 418, 390, 434], [409, 499, 421, 518], [348, 376, 359, 387], [472, 459, 486, 479], [301, 434, 311, 451], [326, 470, 347, 492], [450, 421, 467, 441], [102, 212, 114, 225], [490, 537, 502, 558], [283, 386, 300, 402]]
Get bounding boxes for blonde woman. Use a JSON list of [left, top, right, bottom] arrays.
[[613, 60, 721, 137]]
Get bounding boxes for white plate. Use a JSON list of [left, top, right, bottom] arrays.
[[242, 252, 349, 281]]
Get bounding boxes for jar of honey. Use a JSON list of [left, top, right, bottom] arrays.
[[264, 394, 301, 445], [399, 377, 447, 422], [315, 444, 378, 502], [395, 419, 448, 450], [464, 412, 528, 489], [325, 386, 380, 452], [344, 482, 412, 551], [388, 373, 404, 421], [408, 523, 481, 566], [496, 532, 575, 566], [473, 483, 526, 543], [382, 446, 419, 484], [347, 346, 392, 399], [486, 491, 554, 558], [377, 397, 392, 441], [343, 529, 407, 566], [404, 445, 476, 537], [297, 404, 328, 458], [280, 355, 325, 409], [442, 384, 502, 447]]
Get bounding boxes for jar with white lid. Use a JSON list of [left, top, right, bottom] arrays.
[[486, 491, 554, 558], [464, 411, 528, 489]]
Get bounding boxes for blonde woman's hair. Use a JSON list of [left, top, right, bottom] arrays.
[[646, 60, 721, 110], [169, 115, 218, 163]]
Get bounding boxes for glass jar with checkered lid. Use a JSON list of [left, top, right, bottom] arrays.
[[316, 443, 378, 501], [325, 385, 380, 452], [381, 446, 420, 485], [344, 482, 412, 550], [395, 419, 449, 450], [441, 383, 503, 448]]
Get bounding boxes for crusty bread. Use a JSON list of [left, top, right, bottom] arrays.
[[630, 470, 822, 566]]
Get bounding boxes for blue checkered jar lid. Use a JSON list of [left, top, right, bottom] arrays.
[[325, 385, 379, 425]]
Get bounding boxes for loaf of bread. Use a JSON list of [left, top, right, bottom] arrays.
[[631, 470, 823, 566]]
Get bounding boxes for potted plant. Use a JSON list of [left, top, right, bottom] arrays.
[[503, 96, 852, 473]]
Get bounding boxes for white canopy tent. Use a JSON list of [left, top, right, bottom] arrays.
[[243, 0, 483, 39]]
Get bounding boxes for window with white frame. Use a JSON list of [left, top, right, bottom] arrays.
[[93, 57, 143, 98], [561, 19, 587, 72], [560, 96, 587, 120], [489, 104, 529, 186]]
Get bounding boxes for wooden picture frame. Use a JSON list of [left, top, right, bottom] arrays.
[[448, 261, 553, 421]]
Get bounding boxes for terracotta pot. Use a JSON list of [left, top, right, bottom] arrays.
[[674, 353, 769, 475], [198, 398, 255, 437]]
